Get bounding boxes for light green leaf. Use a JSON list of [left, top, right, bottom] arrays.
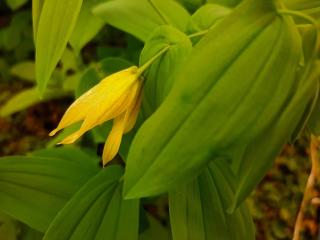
[[140, 25, 192, 115], [93, 0, 190, 42], [0, 148, 99, 232], [0, 87, 68, 117], [69, 0, 105, 53], [43, 166, 140, 240], [35, 0, 83, 94], [230, 24, 320, 210], [124, 0, 298, 198], [10, 61, 35, 83], [169, 161, 255, 240], [5, 0, 28, 10]]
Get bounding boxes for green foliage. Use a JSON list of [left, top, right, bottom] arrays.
[[1, 0, 320, 239], [43, 166, 139, 240], [169, 161, 255, 240], [0, 147, 99, 232], [35, 0, 83, 94], [140, 25, 192, 114], [93, 0, 190, 41]]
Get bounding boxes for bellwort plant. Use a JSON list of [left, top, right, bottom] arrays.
[[0, 0, 319, 239]]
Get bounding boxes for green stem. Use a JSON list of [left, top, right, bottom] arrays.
[[187, 29, 209, 39], [138, 45, 170, 75], [148, 0, 170, 25]]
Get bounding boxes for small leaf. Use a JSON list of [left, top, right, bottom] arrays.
[[0, 148, 99, 232], [43, 166, 140, 240], [35, 0, 83, 94], [10, 61, 36, 82], [0, 87, 68, 117]]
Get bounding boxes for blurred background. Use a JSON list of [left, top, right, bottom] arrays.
[[0, 1, 319, 239]]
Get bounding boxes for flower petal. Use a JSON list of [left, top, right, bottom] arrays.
[[124, 83, 143, 133], [102, 113, 127, 166], [49, 66, 139, 136]]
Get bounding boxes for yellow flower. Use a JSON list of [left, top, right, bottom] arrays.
[[49, 66, 143, 166]]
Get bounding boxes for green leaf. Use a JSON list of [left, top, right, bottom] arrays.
[[5, 0, 28, 10], [32, 0, 45, 40], [43, 166, 140, 240], [230, 18, 320, 210], [140, 25, 192, 114], [0, 148, 99, 232], [124, 0, 298, 198], [93, 0, 190, 42], [187, 4, 231, 34], [169, 161, 255, 240], [0, 87, 68, 117], [35, 0, 83, 94], [69, 0, 105, 53], [10, 61, 36, 83]]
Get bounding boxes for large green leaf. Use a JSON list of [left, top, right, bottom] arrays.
[[0, 147, 99, 232], [169, 161, 255, 240], [43, 166, 140, 240], [140, 25, 192, 115], [35, 0, 83, 94], [124, 0, 300, 198], [93, 0, 190, 42], [230, 23, 320, 210], [69, 0, 105, 53]]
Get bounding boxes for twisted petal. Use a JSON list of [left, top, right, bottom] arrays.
[[50, 66, 139, 137]]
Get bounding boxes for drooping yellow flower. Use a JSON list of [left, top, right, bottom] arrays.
[[49, 66, 143, 166]]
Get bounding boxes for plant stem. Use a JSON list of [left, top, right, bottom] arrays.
[[138, 45, 170, 75], [187, 29, 209, 39], [293, 135, 319, 240]]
